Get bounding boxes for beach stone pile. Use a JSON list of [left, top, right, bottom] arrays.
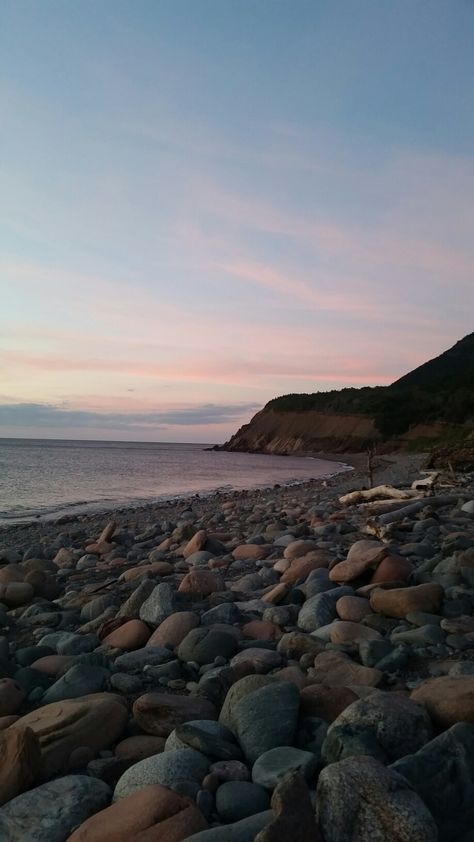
[[0, 463, 474, 840]]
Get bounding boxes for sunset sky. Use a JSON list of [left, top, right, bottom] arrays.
[[1, 1, 473, 442]]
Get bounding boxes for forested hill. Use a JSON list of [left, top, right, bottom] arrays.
[[221, 334, 474, 453]]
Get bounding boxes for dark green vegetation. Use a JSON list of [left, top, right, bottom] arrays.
[[266, 333, 474, 438]]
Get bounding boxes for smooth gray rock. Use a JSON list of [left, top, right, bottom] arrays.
[[297, 587, 353, 632], [178, 627, 239, 665], [139, 583, 177, 625], [392, 722, 474, 842], [0, 775, 111, 841], [252, 746, 318, 790], [234, 681, 300, 764], [324, 689, 432, 764], [166, 720, 242, 760], [185, 810, 273, 841], [41, 663, 110, 703], [114, 646, 171, 672], [117, 579, 155, 618], [215, 781, 270, 823], [114, 748, 209, 798]]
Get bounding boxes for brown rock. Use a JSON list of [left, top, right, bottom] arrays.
[[183, 530, 208, 558], [115, 735, 166, 761], [232, 544, 271, 561], [309, 651, 382, 687], [281, 551, 331, 584], [97, 617, 126, 641], [85, 541, 114, 555], [242, 620, 282, 640], [53, 547, 76, 568], [0, 564, 24, 584], [146, 612, 200, 649], [273, 559, 291, 574], [370, 554, 412, 584], [119, 562, 174, 582], [411, 675, 474, 728], [277, 632, 324, 660], [261, 583, 290, 604], [103, 619, 151, 650], [14, 693, 128, 779], [30, 655, 76, 676], [330, 621, 382, 646], [98, 520, 116, 544], [255, 770, 320, 842], [283, 541, 319, 561], [329, 539, 388, 583], [300, 685, 358, 722], [370, 583, 444, 618], [67, 783, 208, 841], [336, 595, 371, 622], [0, 715, 19, 730], [274, 666, 308, 689], [0, 678, 25, 716], [0, 726, 41, 806], [178, 570, 224, 595], [0, 582, 34, 607], [133, 693, 217, 737]]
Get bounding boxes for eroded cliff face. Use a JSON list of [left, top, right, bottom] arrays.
[[221, 409, 380, 454], [220, 409, 470, 455]]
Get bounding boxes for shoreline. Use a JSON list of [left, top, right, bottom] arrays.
[[0, 446, 472, 838], [0, 450, 424, 544]]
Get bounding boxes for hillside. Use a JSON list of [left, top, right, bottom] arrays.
[[221, 333, 474, 454]]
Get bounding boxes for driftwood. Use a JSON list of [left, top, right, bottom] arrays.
[[339, 485, 418, 506], [376, 494, 458, 526], [411, 472, 439, 491], [364, 497, 423, 515]]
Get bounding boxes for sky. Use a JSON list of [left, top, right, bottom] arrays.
[[1, 0, 473, 443]]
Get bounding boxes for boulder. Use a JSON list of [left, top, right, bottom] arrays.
[[300, 685, 358, 722], [67, 783, 207, 841], [329, 621, 381, 646], [133, 693, 217, 737], [392, 722, 474, 842], [370, 583, 444, 619], [254, 770, 320, 842], [411, 675, 474, 727], [0, 726, 41, 807], [233, 681, 300, 764], [329, 540, 387, 583], [309, 651, 382, 687], [183, 810, 273, 841], [103, 620, 151, 650], [0, 678, 25, 717], [14, 693, 128, 779], [147, 612, 200, 649], [316, 756, 437, 842], [114, 748, 210, 799], [252, 746, 318, 790], [178, 628, 239, 665], [0, 775, 111, 842], [139, 583, 177, 626], [323, 690, 432, 764], [178, 570, 224, 595]]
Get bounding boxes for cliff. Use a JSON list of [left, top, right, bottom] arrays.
[[220, 333, 474, 455]]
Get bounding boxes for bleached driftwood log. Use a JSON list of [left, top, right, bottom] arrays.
[[339, 485, 418, 506], [411, 472, 439, 491]]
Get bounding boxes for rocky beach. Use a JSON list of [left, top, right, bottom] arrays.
[[0, 452, 473, 841]]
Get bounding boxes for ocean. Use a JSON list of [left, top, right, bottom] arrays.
[[0, 438, 348, 525]]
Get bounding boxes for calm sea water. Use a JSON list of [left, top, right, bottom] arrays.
[[0, 438, 348, 525]]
